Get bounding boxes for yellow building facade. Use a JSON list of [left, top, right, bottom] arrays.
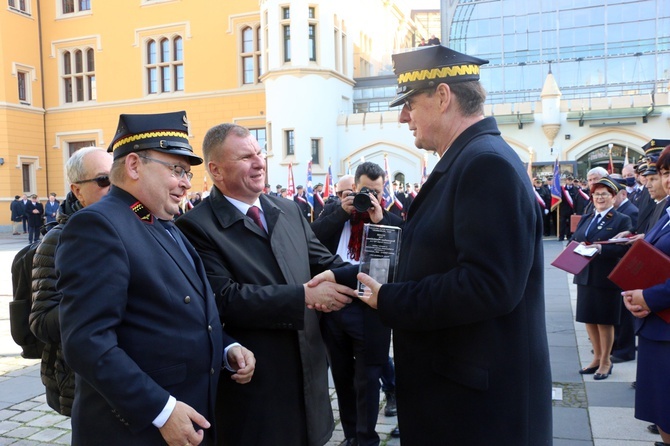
[[1, 0, 425, 227], [0, 0, 273, 225]]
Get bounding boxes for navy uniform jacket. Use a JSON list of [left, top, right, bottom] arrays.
[[177, 187, 344, 446], [637, 213, 670, 341], [571, 210, 632, 288], [373, 117, 552, 445], [57, 187, 230, 445], [616, 200, 639, 230]]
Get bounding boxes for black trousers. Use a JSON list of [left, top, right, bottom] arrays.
[[28, 225, 40, 243], [612, 307, 636, 360], [321, 305, 384, 446]]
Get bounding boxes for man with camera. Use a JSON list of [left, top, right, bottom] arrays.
[[311, 162, 402, 446]]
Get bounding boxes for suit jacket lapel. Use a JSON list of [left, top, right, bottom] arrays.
[[209, 186, 270, 239], [144, 217, 208, 297]]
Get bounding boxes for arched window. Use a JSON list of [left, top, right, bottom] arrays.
[[62, 47, 95, 103], [146, 36, 184, 94], [240, 25, 262, 85]]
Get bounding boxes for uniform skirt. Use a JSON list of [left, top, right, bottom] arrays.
[[575, 285, 622, 325], [635, 335, 670, 433]]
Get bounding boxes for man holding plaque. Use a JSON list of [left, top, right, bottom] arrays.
[[311, 161, 402, 446], [320, 45, 552, 445]]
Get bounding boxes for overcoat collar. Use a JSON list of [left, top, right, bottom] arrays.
[[406, 117, 500, 222], [207, 186, 283, 238]]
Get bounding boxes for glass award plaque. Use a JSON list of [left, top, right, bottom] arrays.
[[357, 223, 402, 296]]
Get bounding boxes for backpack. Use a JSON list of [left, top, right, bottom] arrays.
[[9, 240, 45, 359]]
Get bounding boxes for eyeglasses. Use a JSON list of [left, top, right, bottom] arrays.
[[74, 176, 111, 188], [403, 87, 435, 110], [592, 193, 612, 198], [138, 155, 193, 181]]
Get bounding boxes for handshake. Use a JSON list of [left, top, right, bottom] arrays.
[[303, 270, 382, 312]]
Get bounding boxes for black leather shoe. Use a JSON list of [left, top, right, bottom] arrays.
[[653, 442, 670, 446], [594, 364, 613, 380], [390, 427, 400, 438], [338, 439, 358, 446], [648, 424, 660, 434], [579, 365, 598, 375]]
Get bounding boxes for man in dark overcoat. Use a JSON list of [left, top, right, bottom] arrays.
[[57, 111, 255, 445], [25, 194, 44, 243], [176, 123, 357, 446], [332, 45, 552, 445]]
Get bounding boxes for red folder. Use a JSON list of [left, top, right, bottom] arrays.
[[608, 239, 670, 323], [551, 241, 596, 275]]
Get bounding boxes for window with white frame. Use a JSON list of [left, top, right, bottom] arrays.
[[281, 6, 291, 62], [310, 138, 320, 165], [8, 0, 30, 14], [60, 0, 91, 15], [146, 35, 184, 94], [62, 48, 96, 103], [285, 129, 294, 156], [241, 26, 262, 85], [17, 71, 30, 104], [308, 6, 317, 62], [250, 128, 267, 152], [19, 157, 39, 194]]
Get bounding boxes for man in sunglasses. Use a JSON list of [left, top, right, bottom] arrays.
[[30, 146, 113, 417], [55, 111, 255, 446]]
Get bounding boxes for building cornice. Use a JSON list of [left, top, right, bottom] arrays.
[[41, 86, 267, 114], [0, 102, 45, 115], [261, 67, 355, 86]]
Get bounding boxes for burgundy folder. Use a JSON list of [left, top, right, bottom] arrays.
[[551, 241, 596, 275], [608, 239, 670, 323]]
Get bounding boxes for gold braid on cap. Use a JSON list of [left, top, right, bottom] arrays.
[[112, 131, 187, 152], [397, 65, 480, 85]]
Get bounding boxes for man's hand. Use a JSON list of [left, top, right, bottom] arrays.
[[227, 345, 256, 384], [365, 191, 384, 223], [340, 193, 356, 214], [304, 279, 356, 312], [356, 272, 382, 309], [622, 289, 651, 318], [159, 401, 209, 446]]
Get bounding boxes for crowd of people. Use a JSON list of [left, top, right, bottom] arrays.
[[540, 139, 670, 446], [9, 41, 669, 446]]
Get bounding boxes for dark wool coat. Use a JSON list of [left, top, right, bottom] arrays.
[[375, 117, 552, 445], [177, 187, 345, 446]]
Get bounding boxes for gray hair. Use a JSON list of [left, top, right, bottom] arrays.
[[202, 123, 250, 165], [66, 147, 107, 183], [587, 166, 608, 178]]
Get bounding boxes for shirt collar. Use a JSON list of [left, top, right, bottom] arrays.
[[223, 194, 263, 216]]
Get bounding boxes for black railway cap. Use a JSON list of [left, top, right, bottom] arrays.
[[108, 111, 203, 165], [389, 45, 488, 107], [595, 176, 623, 193], [642, 139, 670, 158]]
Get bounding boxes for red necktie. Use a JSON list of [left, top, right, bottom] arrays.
[[246, 206, 266, 233]]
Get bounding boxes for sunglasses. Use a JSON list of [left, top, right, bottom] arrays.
[[74, 175, 111, 188]]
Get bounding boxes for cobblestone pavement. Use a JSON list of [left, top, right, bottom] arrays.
[[0, 233, 658, 445]]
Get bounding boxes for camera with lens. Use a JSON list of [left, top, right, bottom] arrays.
[[352, 187, 378, 212]]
